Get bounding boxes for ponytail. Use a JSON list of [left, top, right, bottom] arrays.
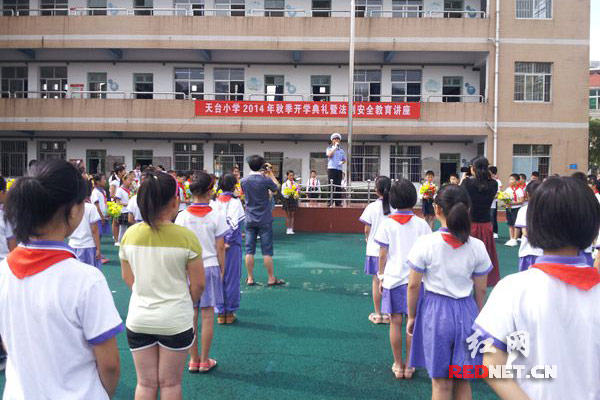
[[434, 184, 471, 244], [189, 170, 215, 196], [375, 176, 392, 216], [138, 172, 177, 230]]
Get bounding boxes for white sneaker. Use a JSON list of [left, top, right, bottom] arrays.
[[290, 229, 295, 235], [114, 242, 120, 247], [506, 239, 518, 247], [286, 228, 292, 235], [493, 233, 499, 239]]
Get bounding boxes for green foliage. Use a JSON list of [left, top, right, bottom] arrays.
[[590, 118, 600, 171]]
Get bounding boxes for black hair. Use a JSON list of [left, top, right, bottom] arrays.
[[286, 170, 294, 177], [189, 170, 215, 197], [519, 173, 527, 180], [531, 171, 540, 177], [0, 176, 6, 192], [110, 165, 125, 181], [167, 170, 175, 175], [449, 173, 459, 180], [247, 155, 266, 172], [434, 184, 472, 244], [28, 159, 37, 168], [389, 178, 417, 210], [138, 172, 177, 230], [472, 156, 491, 191], [176, 170, 186, 178], [489, 166, 498, 175], [571, 172, 588, 184], [375, 176, 392, 215], [425, 170, 434, 177], [218, 173, 237, 193], [5, 160, 87, 243], [527, 177, 600, 250], [310, 170, 317, 174], [525, 179, 541, 198], [85, 180, 93, 197], [231, 165, 240, 172], [92, 174, 105, 185], [510, 173, 520, 181]]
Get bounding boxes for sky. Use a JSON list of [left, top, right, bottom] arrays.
[[592, 0, 599, 62]]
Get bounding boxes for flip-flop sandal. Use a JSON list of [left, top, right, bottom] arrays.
[[368, 313, 383, 324], [217, 314, 227, 324], [382, 314, 391, 324], [225, 314, 236, 324], [404, 366, 416, 380], [245, 278, 256, 286], [198, 358, 217, 373], [267, 278, 286, 286], [392, 363, 404, 379], [188, 361, 200, 373]]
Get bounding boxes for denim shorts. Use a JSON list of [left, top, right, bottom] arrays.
[[245, 223, 274, 256]]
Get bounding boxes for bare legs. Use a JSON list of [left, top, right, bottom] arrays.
[[188, 307, 215, 365], [431, 379, 472, 400], [389, 314, 411, 369], [245, 254, 276, 285], [132, 345, 187, 400], [372, 276, 382, 315]]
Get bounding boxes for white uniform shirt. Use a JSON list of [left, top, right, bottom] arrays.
[[127, 195, 143, 223], [68, 203, 101, 249], [514, 205, 543, 258], [90, 187, 107, 217], [114, 186, 130, 212], [407, 229, 492, 298], [373, 212, 432, 289], [0, 242, 123, 400], [474, 255, 600, 400], [213, 196, 245, 232], [0, 207, 14, 261], [108, 177, 120, 196], [359, 199, 395, 257], [281, 180, 299, 199], [174, 202, 230, 267], [306, 177, 321, 192], [504, 186, 525, 209]]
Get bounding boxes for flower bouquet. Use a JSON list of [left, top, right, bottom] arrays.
[[419, 182, 437, 200], [6, 178, 15, 191], [106, 201, 123, 219], [496, 192, 512, 208], [283, 184, 300, 200]]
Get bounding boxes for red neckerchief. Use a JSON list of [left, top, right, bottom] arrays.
[[187, 203, 212, 218], [439, 229, 465, 249], [389, 212, 414, 225], [177, 182, 188, 200], [120, 186, 131, 196], [218, 192, 233, 203], [7, 243, 76, 279], [511, 187, 518, 202], [532, 263, 600, 291]]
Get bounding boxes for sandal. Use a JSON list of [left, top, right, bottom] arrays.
[[188, 361, 200, 373], [368, 313, 383, 324], [392, 363, 404, 379], [217, 314, 227, 325], [246, 277, 256, 286], [267, 278, 286, 287], [198, 358, 217, 373], [225, 313, 236, 324], [382, 314, 391, 325], [404, 366, 416, 380]]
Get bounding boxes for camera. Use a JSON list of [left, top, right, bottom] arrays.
[[262, 163, 273, 172], [460, 166, 471, 173]]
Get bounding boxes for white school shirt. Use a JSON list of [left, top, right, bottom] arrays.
[[108, 177, 120, 195], [491, 178, 502, 209], [373, 212, 432, 289], [504, 186, 525, 209], [90, 187, 107, 217], [474, 255, 600, 400], [213, 196, 245, 232], [69, 203, 101, 249], [0, 242, 123, 400], [514, 205, 543, 259], [174, 202, 230, 268], [0, 207, 14, 261], [407, 229, 492, 298], [127, 195, 143, 223], [359, 199, 396, 257], [281, 180, 299, 199], [114, 186, 130, 212], [306, 177, 321, 192]]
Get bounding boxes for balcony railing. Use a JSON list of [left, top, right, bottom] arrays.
[[1, 6, 487, 18]]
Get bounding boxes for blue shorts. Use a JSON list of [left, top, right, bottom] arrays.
[[245, 223, 274, 256]]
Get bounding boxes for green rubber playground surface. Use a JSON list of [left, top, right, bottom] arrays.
[[1, 219, 519, 399]]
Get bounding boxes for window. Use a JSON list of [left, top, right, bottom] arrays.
[[265, 75, 284, 101], [310, 152, 328, 177], [40, 66, 67, 99], [392, 0, 422, 18], [444, 0, 463, 18], [2, 0, 29, 16], [354, 70, 381, 102], [355, 0, 382, 17], [311, 75, 331, 101], [87, 0, 106, 15], [133, 73, 153, 99], [0, 140, 27, 177], [514, 62, 552, 102], [264, 152, 284, 183], [132, 150, 153, 168], [213, 143, 244, 177], [391, 70, 421, 102], [134, 0, 153, 15], [86, 150, 106, 174], [174, 68, 204, 99], [41, 0, 67, 15], [265, 0, 284, 17], [351, 145, 380, 182], [215, 0, 244, 16], [214, 68, 244, 101], [174, 143, 204, 171], [513, 144, 551, 178], [1, 67, 28, 98], [87, 72, 107, 98], [516, 0, 551, 19], [312, 0, 331, 17], [591, 88, 600, 110], [390, 145, 421, 182], [442, 76, 462, 102], [37, 141, 66, 161], [174, 0, 204, 15]]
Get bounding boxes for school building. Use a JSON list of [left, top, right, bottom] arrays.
[[591, 68, 600, 120], [0, 0, 591, 185]]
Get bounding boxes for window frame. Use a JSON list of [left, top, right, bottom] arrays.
[[350, 144, 381, 182], [391, 69, 422, 102], [589, 88, 599, 111], [87, 72, 107, 99], [1, 66, 28, 98], [133, 73, 154, 99], [514, 62, 552, 103], [355, 0, 382, 17], [442, 76, 463, 103], [390, 145, 422, 183], [39, 66, 67, 99], [174, 142, 204, 171], [214, 68, 245, 101], [40, 0, 67, 15], [512, 144, 551, 179], [2, 0, 29, 16], [354, 69, 382, 102], [215, 0, 245, 16], [264, 75, 284, 101], [173, 0, 204, 15], [311, 0, 331, 17], [37, 140, 66, 161], [86, 149, 107, 174], [515, 0, 552, 20], [213, 142, 244, 177], [311, 75, 331, 102], [0, 140, 28, 177], [174, 67, 204, 100], [392, 0, 423, 18]]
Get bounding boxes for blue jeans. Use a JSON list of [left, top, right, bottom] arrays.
[[245, 223, 274, 256]]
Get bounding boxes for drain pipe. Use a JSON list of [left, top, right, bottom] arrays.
[[492, 0, 500, 165]]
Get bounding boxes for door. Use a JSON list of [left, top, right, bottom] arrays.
[[87, 149, 106, 174], [440, 153, 460, 183], [133, 150, 153, 169]]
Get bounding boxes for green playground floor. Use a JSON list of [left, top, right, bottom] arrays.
[[1, 219, 519, 399]]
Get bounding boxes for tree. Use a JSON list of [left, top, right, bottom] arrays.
[[589, 118, 600, 172]]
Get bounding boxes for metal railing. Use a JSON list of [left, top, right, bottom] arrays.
[[71, 90, 128, 99], [425, 94, 486, 102], [129, 91, 187, 99], [249, 8, 308, 17], [13, 90, 68, 98]]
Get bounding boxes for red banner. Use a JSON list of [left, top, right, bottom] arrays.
[[195, 100, 420, 119]]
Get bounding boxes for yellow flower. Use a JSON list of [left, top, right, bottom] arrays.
[[106, 201, 123, 218]]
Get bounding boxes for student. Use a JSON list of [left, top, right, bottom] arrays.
[[127, 170, 154, 225], [374, 178, 431, 379], [530, 171, 540, 182], [114, 171, 134, 244], [475, 177, 600, 400], [421, 170, 436, 230], [176, 171, 190, 212], [359, 176, 393, 325], [91, 174, 109, 236], [448, 173, 459, 185], [0, 160, 122, 399], [306, 170, 321, 205], [120, 172, 205, 399], [282, 170, 300, 235], [406, 184, 491, 399], [109, 165, 125, 245], [518, 173, 527, 190], [504, 174, 525, 247], [69, 182, 103, 269], [489, 166, 503, 239], [514, 180, 543, 271], [0, 176, 17, 262], [214, 174, 246, 325], [175, 171, 228, 374]]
